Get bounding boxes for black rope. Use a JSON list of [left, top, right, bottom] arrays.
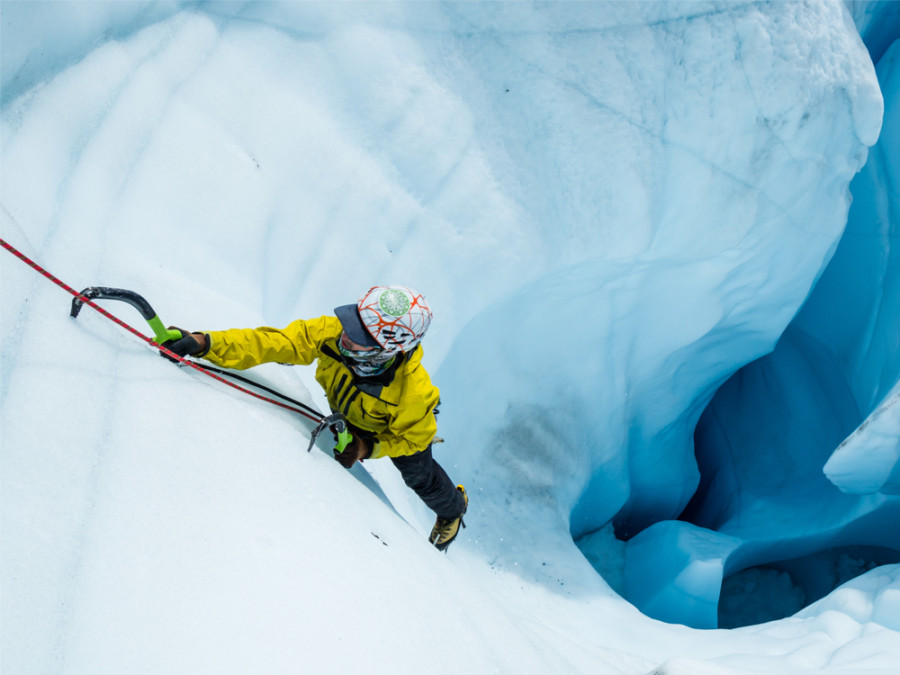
[[187, 361, 324, 419]]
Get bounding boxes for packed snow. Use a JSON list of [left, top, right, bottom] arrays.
[[2, 1, 898, 674]]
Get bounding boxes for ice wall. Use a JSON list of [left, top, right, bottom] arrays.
[[814, 37, 900, 498], [437, 0, 882, 577], [847, 0, 900, 64], [0, 0, 180, 106], [1, 0, 893, 655], [642, 14, 899, 628]]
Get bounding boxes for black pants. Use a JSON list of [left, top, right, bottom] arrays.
[[391, 447, 465, 519]]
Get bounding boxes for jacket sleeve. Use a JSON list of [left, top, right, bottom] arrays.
[[370, 363, 441, 459], [203, 315, 340, 370]]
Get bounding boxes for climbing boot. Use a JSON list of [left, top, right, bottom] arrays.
[[429, 485, 468, 551]]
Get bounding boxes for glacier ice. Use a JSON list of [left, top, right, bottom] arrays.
[[432, 0, 894, 630], [825, 383, 900, 495], [2, 1, 899, 672], [652, 27, 900, 629]]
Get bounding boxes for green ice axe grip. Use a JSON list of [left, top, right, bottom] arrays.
[[146, 315, 183, 344], [71, 287, 182, 343], [335, 427, 353, 453]]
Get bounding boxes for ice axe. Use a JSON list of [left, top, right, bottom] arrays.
[[69, 286, 183, 344], [306, 411, 353, 454], [67, 284, 325, 423]]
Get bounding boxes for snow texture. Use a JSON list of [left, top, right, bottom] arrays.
[[2, 1, 898, 673]]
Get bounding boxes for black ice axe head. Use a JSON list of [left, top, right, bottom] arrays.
[[70, 286, 182, 343]]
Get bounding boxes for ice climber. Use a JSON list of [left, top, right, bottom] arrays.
[[164, 285, 468, 551]]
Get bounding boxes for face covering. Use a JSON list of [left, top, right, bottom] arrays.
[[337, 341, 397, 377]]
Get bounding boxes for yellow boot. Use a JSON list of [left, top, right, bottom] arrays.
[[429, 485, 468, 551]]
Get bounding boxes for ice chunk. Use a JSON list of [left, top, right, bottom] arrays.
[[825, 385, 900, 495], [624, 521, 741, 629]]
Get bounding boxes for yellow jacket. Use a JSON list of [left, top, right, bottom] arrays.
[[203, 316, 440, 459]]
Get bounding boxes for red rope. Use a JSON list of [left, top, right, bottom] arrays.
[[1, 237, 323, 423]]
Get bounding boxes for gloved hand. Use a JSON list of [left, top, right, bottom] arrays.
[[333, 434, 372, 469], [161, 327, 209, 362]]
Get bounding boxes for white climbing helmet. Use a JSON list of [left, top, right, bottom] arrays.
[[356, 285, 432, 353]]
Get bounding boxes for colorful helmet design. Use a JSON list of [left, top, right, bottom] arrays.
[[357, 285, 432, 353]]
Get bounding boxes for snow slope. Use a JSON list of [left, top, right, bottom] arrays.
[[2, 1, 898, 673]]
